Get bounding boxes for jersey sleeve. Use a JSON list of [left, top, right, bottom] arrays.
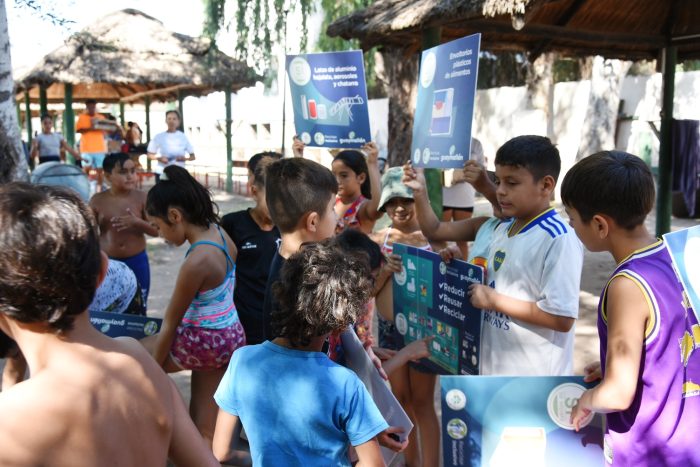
[[343, 376, 389, 446], [213, 351, 242, 416], [537, 233, 583, 318]]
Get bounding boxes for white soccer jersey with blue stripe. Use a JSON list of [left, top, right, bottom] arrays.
[[480, 207, 583, 376]]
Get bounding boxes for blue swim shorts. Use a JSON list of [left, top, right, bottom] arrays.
[[81, 152, 106, 169]]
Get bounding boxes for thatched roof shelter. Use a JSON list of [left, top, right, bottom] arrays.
[[16, 9, 258, 103], [327, 0, 700, 61]]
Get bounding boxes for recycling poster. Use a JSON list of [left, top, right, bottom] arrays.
[[441, 376, 605, 467], [89, 311, 162, 339], [392, 243, 483, 375], [664, 225, 700, 320], [411, 33, 481, 168], [286, 50, 371, 149]]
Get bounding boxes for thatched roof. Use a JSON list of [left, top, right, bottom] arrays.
[[327, 0, 700, 61], [16, 9, 259, 104]]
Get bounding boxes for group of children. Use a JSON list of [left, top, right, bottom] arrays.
[[0, 132, 698, 466]]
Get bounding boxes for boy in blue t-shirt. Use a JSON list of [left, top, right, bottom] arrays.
[[212, 241, 388, 466]]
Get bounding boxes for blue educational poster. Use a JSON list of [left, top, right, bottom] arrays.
[[89, 311, 162, 339], [392, 243, 483, 375], [664, 225, 700, 320], [286, 50, 371, 149], [411, 34, 481, 168], [441, 376, 605, 467]]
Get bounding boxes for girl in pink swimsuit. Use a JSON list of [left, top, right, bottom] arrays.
[[143, 165, 245, 446]]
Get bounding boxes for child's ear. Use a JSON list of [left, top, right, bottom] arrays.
[[591, 214, 610, 239], [167, 207, 182, 224], [540, 175, 556, 194], [357, 172, 367, 185], [306, 211, 320, 232]]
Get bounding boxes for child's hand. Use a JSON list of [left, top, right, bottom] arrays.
[[468, 283, 495, 309], [111, 208, 140, 232], [438, 244, 462, 263], [373, 347, 397, 361], [292, 136, 305, 158], [158, 156, 169, 164], [583, 361, 603, 382], [570, 390, 593, 432], [365, 344, 388, 381], [175, 155, 187, 162], [383, 254, 403, 274], [463, 160, 491, 192], [377, 427, 408, 452], [362, 142, 379, 164], [401, 336, 434, 362], [402, 162, 426, 195]]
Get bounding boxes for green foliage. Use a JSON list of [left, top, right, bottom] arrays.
[[203, 0, 226, 42]]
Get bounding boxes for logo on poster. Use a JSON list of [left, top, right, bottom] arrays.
[[446, 389, 467, 410], [413, 149, 421, 164], [300, 132, 311, 144], [314, 132, 325, 145], [395, 313, 408, 335], [144, 321, 159, 336], [289, 57, 311, 86], [422, 148, 431, 164], [446, 418, 468, 440], [439, 262, 447, 275], [420, 51, 437, 88], [547, 383, 593, 430]]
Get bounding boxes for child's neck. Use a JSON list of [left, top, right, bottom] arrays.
[[278, 231, 318, 259], [108, 186, 130, 196], [249, 204, 273, 230], [509, 203, 551, 234], [609, 226, 657, 264], [185, 223, 213, 245], [273, 336, 326, 352], [337, 192, 360, 205], [392, 218, 421, 234]]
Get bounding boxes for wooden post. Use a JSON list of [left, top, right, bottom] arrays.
[[24, 90, 32, 145], [178, 90, 185, 132], [64, 83, 75, 163], [225, 88, 233, 193], [655, 46, 676, 236], [119, 102, 126, 128], [39, 85, 48, 116], [421, 26, 443, 219], [145, 96, 152, 172]]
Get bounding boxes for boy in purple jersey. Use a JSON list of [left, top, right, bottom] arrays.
[[562, 151, 700, 466]]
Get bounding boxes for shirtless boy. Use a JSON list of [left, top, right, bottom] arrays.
[[0, 182, 218, 467], [90, 153, 158, 306]]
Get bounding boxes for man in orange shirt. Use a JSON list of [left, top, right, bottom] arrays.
[[76, 99, 116, 192]]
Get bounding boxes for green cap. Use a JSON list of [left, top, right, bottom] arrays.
[[378, 166, 414, 211]]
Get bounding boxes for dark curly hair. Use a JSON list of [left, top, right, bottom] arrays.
[[271, 241, 372, 347], [0, 183, 102, 333]]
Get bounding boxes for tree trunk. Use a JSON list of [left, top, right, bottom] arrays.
[[379, 45, 418, 168], [0, 0, 27, 183], [576, 56, 631, 161]]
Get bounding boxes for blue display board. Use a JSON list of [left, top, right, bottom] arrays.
[[411, 34, 481, 168], [392, 243, 483, 375], [441, 376, 604, 467], [89, 311, 162, 339], [286, 50, 371, 149], [664, 225, 700, 320]]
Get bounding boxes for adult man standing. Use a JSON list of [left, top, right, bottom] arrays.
[[76, 99, 116, 192]]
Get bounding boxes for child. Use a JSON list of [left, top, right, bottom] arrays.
[[404, 135, 583, 375], [333, 143, 383, 234], [221, 152, 281, 345], [142, 165, 245, 446], [370, 166, 446, 467], [90, 152, 158, 307], [0, 182, 217, 466], [564, 151, 700, 466], [31, 113, 81, 165], [213, 241, 388, 466]]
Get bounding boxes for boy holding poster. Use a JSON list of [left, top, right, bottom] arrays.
[[563, 151, 700, 466], [404, 135, 583, 375]]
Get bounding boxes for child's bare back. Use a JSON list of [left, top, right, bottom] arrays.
[[0, 326, 215, 466], [91, 189, 152, 258]]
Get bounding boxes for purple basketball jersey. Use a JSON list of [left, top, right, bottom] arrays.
[[598, 241, 700, 466]]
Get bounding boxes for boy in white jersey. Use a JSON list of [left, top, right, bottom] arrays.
[[403, 135, 583, 375]]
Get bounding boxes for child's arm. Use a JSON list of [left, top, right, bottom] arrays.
[[468, 285, 575, 332], [60, 139, 81, 159], [571, 276, 647, 430], [359, 142, 384, 222], [168, 380, 221, 467], [382, 337, 433, 376], [151, 260, 206, 366], [354, 438, 385, 467], [111, 207, 158, 237], [462, 160, 499, 208], [403, 163, 489, 242], [292, 136, 305, 158], [212, 410, 251, 466]]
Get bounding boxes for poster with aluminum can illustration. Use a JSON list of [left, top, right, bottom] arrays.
[[286, 50, 371, 149], [411, 33, 480, 168], [441, 376, 605, 467], [392, 243, 483, 375]]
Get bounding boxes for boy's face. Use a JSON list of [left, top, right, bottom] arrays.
[[494, 164, 552, 220], [106, 160, 137, 191], [384, 197, 415, 226], [564, 206, 604, 252]]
